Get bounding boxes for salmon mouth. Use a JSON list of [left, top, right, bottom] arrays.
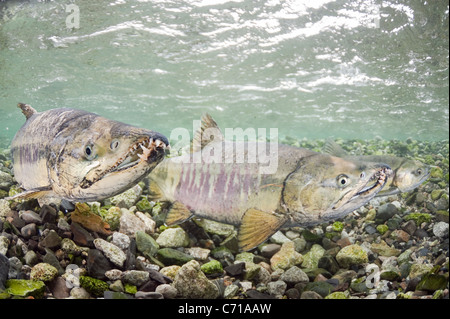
[[79, 137, 167, 189], [332, 165, 392, 211], [113, 137, 167, 171]]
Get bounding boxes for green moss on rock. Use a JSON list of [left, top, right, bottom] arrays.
[[5, 279, 46, 298], [79, 276, 109, 297], [404, 213, 432, 226], [376, 224, 389, 235], [201, 259, 223, 275]]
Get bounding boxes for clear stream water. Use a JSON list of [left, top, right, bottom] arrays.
[[0, 0, 448, 148]]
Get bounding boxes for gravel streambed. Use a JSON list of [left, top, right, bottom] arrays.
[[0, 138, 448, 299]]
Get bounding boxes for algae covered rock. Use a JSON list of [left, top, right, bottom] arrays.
[[156, 227, 190, 248], [136, 230, 159, 258], [336, 244, 368, 268], [173, 260, 219, 299], [157, 248, 194, 266], [79, 276, 109, 297], [302, 244, 325, 269], [30, 263, 58, 282], [201, 259, 223, 275], [6, 279, 46, 298], [416, 273, 448, 292], [270, 241, 303, 270]]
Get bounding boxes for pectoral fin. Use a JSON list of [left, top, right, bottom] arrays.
[[165, 201, 194, 226], [238, 208, 287, 251], [6, 187, 55, 201]]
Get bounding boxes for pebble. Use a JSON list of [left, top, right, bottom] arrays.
[[0, 254, 8, 290], [336, 244, 368, 268], [270, 241, 303, 270], [301, 244, 325, 268], [30, 263, 58, 282], [19, 210, 42, 224], [172, 260, 219, 299], [279, 266, 309, 285], [111, 232, 131, 250], [156, 227, 190, 248], [432, 222, 449, 238], [267, 280, 287, 298], [122, 270, 149, 286], [155, 283, 178, 299], [93, 238, 127, 267], [119, 209, 150, 237]]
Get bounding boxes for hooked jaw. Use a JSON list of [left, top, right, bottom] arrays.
[[330, 165, 392, 215], [115, 136, 168, 171], [80, 133, 168, 189]]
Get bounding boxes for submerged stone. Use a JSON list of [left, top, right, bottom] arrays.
[[336, 244, 368, 268], [157, 248, 194, 266], [201, 259, 223, 275], [79, 276, 109, 297], [5, 279, 46, 298], [173, 260, 219, 299]]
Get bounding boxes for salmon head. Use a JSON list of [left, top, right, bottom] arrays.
[[282, 154, 392, 225]]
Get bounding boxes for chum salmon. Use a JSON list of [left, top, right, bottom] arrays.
[[148, 114, 391, 251], [8, 103, 168, 202], [323, 140, 429, 196]]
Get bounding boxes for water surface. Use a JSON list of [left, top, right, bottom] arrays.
[[0, 0, 448, 147]]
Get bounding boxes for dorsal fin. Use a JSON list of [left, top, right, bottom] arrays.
[[191, 113, 224, 153], [17, 103, 37, 120], [323, 140, 348, 157]]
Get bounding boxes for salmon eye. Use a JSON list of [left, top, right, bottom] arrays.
[[110, 139, 120, 150], [85, 145, 95, 160], [416, 168, 423, 175], [360, 172, 366, 178], [337, 175, 349, 187]]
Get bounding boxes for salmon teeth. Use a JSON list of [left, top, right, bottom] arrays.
[[155, 139, 166, 149], [139, 144, 151, 161]]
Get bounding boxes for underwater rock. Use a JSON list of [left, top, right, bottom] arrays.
[[336, 244, 368, 268], [270, 242, 303, 270], [135, 230, 159, 259], [106, 184, 143, 208], [119, 209, 150, 237], [0, 254, 8, 291], [122, 270, 149, 286], [301, 244, 325, 269], [155, 283, 178, 299], [173, 260, 219, 299], [30, 263, 58, 282], [156, 227, 190, 248], [93, 238, 126, 267], [157, 248, 194, 266], [279, 266, 309, 285], [432, 222, 449, 238], [79, 276, 109, 297], [71, 203, 111, 235], [6, 279, 46, 298], [416, 273, 447, 292], [370, 241, 401, 257], [201, 259, 223, 275], [0, 171, 13, 191]]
